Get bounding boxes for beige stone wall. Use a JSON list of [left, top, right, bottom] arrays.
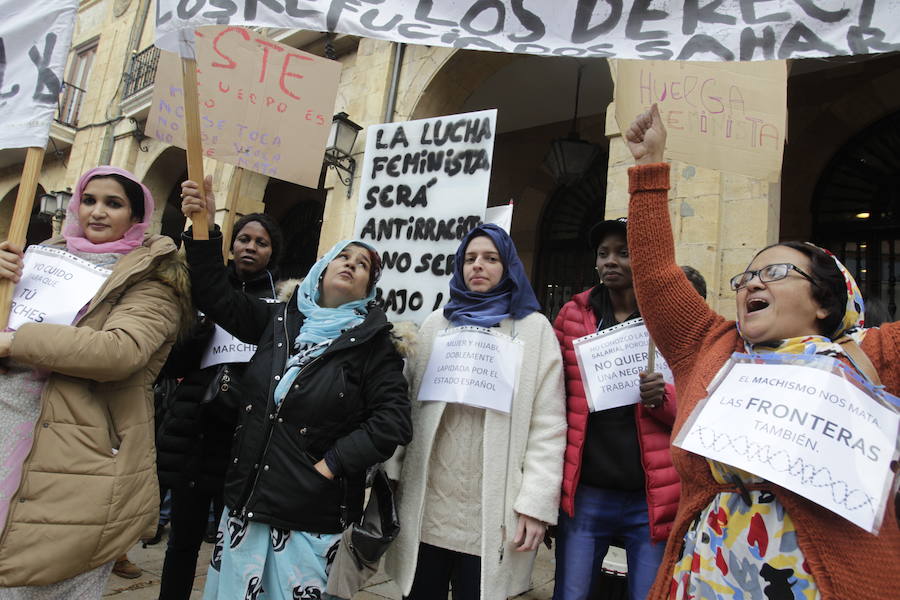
[[605, 109, 780, 320]]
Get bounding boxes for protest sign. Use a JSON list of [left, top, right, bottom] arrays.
[[8, 246, 111, 330], [675, 353, 900, 533], [354, 110, 496, 323], [201, 324, 258, 368], [418, 326, 523, 413], [0, 1, 78, 150], [574, 318, 673, 412], [484, 203, 513, 234], [147, 26, 341, 187], [156, 1, 900, 62], [615, 59, 787, 181]]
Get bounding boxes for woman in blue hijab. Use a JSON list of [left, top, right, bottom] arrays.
[[385, 224, 567, 600], [180, 179, 412, 600]]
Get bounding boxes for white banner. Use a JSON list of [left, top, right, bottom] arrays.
[[354, 110, 495, 323], [155, 1, 900, 61], [418, 326, 523, 413], [674, 354, 900, 533], [0, 1, 78, 150], [574, 318, 673, 412], [484, 203, 513, 234], [8, 246, 111, 330], [200, 324, 258, 369]]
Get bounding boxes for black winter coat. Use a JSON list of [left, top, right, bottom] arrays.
[[156, 263, 278, 493], [183, 232, 412, 534]]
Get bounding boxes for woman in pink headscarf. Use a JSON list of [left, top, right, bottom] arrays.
[[0, 167, 191, 599]]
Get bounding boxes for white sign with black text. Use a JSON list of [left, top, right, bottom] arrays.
[[200, 324, 258, 369], [354, 110, 496, 323], [0, 1, 78, 149], [574, 318, 673, 412], [674, 354, 900, 533], [418, 326, 523, 414], [8, 246, 111, 330]]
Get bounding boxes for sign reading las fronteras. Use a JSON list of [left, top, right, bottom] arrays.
[[674, 353, 900, 533], [354, 109, 496, 323], [155, 0, 900, 61]]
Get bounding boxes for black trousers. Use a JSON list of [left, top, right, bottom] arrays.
[[158, 486, 223, 600], [405, 542, 481, 600]]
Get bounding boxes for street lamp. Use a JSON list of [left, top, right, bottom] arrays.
[[543, 65, 602, 185], [324, 112, 362, 199], [39, 188, 72, 236]]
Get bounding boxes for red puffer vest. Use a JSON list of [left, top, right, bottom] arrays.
[[553, 288, 680, 542]]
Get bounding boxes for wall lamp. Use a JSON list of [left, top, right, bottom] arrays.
[[324, 112, 362, 199]]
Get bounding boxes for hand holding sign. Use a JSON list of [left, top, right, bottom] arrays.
[[181, 175, 217, 232], [625, 103, 667, 165], [0, 241, 24, 283], [639, 371, 666, 410]]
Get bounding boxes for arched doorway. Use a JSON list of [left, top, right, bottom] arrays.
[[261, 173, 326, 280], [813, 109, 900, 319], [142, 146, 188, 242], [0, 185, 50, 247]]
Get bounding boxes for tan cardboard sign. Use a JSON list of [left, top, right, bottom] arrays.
[[615, 59, 787, 181], [147, 26, 341, 187]]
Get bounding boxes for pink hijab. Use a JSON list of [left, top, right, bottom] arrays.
[[62, 166, 154, 254]]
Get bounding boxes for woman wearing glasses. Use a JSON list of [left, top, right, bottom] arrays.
[[623, 104, 900, 600]]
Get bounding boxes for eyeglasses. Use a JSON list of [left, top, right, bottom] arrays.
[[729, 263, 819, 291]]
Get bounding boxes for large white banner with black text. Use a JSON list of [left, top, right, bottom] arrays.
[[0, 1, 78, 149], [156, 1, 900, 61]]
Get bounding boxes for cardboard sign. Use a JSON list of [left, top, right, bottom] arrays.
[[8, 246, 111, 330], [574, 319, 673, 412], [200, 324, 258, 369], [155, 1, 900, 62], [147, 26, 341, 187], [353, 110, 496, 323], [675, 353, 900, 533], [615, 59, 787, 181], [0, 1, 77, 149], [418, 326, 523, 414]]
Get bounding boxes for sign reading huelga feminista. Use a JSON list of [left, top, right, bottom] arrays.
[[353, 109, 496, 323], [0, 1, 77, 150], [155, 0, 900, 61]]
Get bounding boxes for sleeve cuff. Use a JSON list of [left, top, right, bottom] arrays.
[[323, 448, 343, 477], [627, 162, 670, 194]]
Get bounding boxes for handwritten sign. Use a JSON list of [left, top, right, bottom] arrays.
[[418, 326, 523, 413], [156, 1, 900, 62], [200, 324, 258, 369], [353, 110, 495, 323], [675, 353, 900, 533], [8, 246, 111, 330], [615, 59, 787, 181], [0, 1, 77, 149], [147, 26, 341, 187], [574, 319, 673, 412]]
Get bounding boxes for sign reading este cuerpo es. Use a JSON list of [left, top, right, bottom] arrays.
[[8, 246, 112, 330], [574, 318, 673, 412], [418, 326, 523, 414], [674, 353, 900, 533], [354, 110, 496, 323]]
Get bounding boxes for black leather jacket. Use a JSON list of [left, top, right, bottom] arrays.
[[183, 232, 412, 533]]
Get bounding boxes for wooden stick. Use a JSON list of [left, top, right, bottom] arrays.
[[181, 56, 209, 239], [220, 167, 244, 262], [647, 337, 656, 373], [0, 146, 46, 329]]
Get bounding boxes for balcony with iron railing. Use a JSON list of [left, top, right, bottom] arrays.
[[56, 81, 86, 128], [123, 45, 160, 99]]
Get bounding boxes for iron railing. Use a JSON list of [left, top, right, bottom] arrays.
[[123, 45, 160, 99], [56, 81, 86, 127]]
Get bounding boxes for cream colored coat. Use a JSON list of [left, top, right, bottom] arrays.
[[0, 235, 190, 586], [385, 310, 566, 599]]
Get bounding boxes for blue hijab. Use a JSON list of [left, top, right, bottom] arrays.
[[273, 239, 377, 404], [442, 224, 541, 327]]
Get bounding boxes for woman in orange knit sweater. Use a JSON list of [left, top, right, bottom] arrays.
[[624, 104, 900, 600]]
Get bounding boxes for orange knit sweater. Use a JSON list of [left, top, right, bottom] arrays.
[[627, 163, 900, 600]]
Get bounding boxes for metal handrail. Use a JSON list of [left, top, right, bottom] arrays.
[[55, 80, 87, 127], [123, 45, 160, 99]]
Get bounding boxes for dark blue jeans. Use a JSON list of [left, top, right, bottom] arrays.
[[553, 485, 666, 600]]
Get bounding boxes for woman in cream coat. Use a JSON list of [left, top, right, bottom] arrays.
[[386, 224, 566, 600]]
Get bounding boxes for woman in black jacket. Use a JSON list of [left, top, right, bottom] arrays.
[[156, 213, 283, 600], [180, 178, 412, 599]]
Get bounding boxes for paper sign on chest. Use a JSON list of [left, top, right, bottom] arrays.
[[353, 110, 496, 324], [418, 326, 523, 414], [7, 246, 112, 330], [674, 353, 900, 533], [574, 319, 673, 412], [201, 325, 258, 369]]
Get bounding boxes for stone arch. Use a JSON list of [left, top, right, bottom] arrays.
[[140, 146, 187, 239]]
